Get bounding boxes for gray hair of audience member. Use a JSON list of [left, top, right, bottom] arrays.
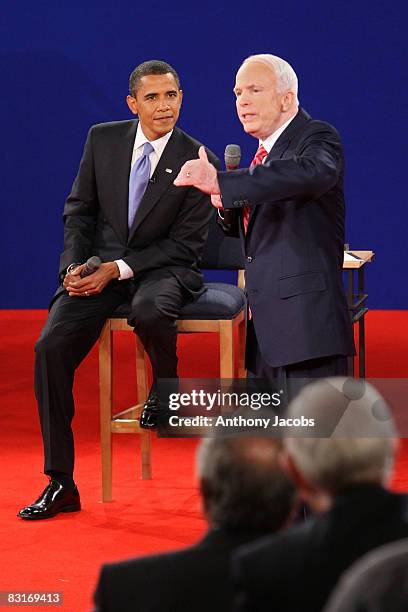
[[285, 378, 397, 495], [197, 435, 296, 532], [242, 53, 299, 103]]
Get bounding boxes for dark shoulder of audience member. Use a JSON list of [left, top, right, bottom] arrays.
[[93, 431, 297, 612], [324, 537, 408, 612]]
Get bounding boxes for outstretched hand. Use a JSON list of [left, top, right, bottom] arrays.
[[174, 146, 221, 195]]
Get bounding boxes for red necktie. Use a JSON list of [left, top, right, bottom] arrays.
[[243, 144, 268, 233]]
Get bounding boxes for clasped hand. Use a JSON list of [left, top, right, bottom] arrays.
[[63, 262, 119, 297]]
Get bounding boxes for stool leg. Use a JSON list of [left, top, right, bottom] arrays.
[[135, 334, 148, 406], [141, 431, 152, 479], [135, 334, 152, 479], [219, 320, 234, 379], [99, 322, 113, 502], [237, 315, 247, 378], [219, 321, 235, 416]]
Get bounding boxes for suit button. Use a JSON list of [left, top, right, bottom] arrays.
[[247, 256, 253, 263]]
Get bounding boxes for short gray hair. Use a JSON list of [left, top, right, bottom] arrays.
[[285, 378, 397, 495], [243, 53, 299, 103], [197, 435, 296, 532]]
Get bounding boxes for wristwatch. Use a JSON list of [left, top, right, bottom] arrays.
[[66, 262, 82, 274]]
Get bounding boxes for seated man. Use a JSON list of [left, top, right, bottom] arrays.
[[18, 59, 218, 520], [233, 378, 408, 612], [93, 435, 297, 612]]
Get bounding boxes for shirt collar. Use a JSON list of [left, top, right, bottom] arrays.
[[134, 123, 173, 156], [261, 113, 297, 153]]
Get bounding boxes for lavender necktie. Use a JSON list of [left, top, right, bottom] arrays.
[[128, 141, 154, 228]]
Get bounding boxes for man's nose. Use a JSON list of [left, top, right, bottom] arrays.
[[157, 98, 170, 110], [237, 93, 249, 106]]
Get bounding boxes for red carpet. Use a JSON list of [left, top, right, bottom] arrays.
[[0, 310, 407, 610]]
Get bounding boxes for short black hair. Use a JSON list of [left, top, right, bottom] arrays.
[[198, 435, 296, 533], [129, 60, 181, 97]]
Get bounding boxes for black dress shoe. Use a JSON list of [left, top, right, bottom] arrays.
[[18, 479, 81, 520], [140, 391, 170, 430]]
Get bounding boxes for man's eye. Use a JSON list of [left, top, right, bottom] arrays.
[[168, 92, 177, 97], [146, 95, 156, 100]]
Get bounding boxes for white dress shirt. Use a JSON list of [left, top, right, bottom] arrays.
[[260, 114, 296, 154], [115, 124, 173, 280]]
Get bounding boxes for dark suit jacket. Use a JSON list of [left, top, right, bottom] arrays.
[[58, 120, 218, 298], [218, 108, 355, 367], [233, 485, 408, 612], [93, 528, 268, 612]]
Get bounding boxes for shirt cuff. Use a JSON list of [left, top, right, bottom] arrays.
[[115, 259, 134, 280], [217, 209, 225, 220]]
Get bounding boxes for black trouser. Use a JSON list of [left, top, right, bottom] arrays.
[[35, 270, 187, 477], [246, 318, 349, 407]]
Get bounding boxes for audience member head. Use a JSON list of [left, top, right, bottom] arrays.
[[197, 434, 297, 533], [283, 378, 398, 511]]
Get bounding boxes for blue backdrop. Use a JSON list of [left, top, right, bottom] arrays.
[[2, 0, 407, 308]]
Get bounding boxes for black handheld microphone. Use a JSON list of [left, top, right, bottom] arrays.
[[224, 144, 241, 171], [80, 256, 102, 278]]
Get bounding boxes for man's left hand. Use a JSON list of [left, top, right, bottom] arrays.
[[65, 262, 120, 297], [174, 146, 221, 195]]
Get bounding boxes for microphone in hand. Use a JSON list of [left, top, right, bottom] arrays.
[[79, 256, 102, 278]]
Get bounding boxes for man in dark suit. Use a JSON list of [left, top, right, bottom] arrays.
[[93, 435, 297, 612], [18, 60, 218, 520], [232, 378, 408, 612], [175, 53, 355, 388]]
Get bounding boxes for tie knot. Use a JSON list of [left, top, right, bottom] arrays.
[[142, 141, 154, 157], [251, 144, 268, 167]]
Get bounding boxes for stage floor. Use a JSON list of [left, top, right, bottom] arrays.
[[0, 309, 407, 610]]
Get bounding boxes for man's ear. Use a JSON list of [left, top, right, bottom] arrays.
[[281, 91, 295, 112], [126, 94, 138, 116], [280, 449, 313, 493], [199, 478, 211, 519]]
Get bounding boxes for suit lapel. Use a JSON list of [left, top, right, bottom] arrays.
[[266, 107, 311, 160], [127, 129, 184, 242], [103, 120, 137, 244], [246, 108, 311, 234]]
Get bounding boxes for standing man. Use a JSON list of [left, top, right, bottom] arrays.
[[175, 54, 354, 386], [18, 60, 218, 520]]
